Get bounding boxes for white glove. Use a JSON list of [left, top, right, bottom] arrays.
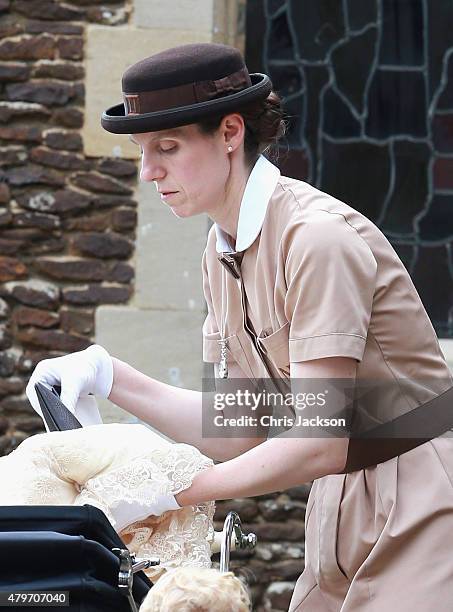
[[26, 344, 113, 430], [111, 494, 181, 532]]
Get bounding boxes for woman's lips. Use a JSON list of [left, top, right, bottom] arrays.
[[159, 191, 178, 200]]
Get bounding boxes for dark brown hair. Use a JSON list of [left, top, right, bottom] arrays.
[[197, 91, 287, 166]]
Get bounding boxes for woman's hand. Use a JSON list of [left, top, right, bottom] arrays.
[[110, 494, 181, 532], [26, 344, 113, 428]]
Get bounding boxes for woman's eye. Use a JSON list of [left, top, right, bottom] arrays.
[[159, 145, 176, 153]]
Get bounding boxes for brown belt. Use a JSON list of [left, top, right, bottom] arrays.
[[341, 383, 453, 473]]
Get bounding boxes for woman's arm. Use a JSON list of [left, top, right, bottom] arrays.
[[108, 358, 265, 461], [176, 434, 348, 504], [175, 356, 356, 505]]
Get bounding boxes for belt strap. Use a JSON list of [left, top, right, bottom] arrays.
[[342, 383, 453, 472]]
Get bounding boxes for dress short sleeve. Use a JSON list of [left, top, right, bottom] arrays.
[[201, 248, 221, 363], [284, 212, 377, 363]]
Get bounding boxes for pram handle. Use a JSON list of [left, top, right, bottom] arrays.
[[219, 511, 257, 573]]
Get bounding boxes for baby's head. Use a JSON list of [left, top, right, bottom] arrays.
[[140, 567, 251, 612]]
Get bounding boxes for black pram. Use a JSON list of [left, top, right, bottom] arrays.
[[0, 505, 153, 611]]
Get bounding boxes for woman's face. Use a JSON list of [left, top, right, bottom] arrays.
[[130, 123, 232, 219]]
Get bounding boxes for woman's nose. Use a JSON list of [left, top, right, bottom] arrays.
[[140, 153, 165, 182]]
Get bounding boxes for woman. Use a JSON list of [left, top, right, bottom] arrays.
[[26, 43, 453, 610]]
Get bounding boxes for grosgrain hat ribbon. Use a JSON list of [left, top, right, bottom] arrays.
[[123, 67, 251, 115]]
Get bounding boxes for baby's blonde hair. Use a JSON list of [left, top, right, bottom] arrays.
[[140, 567, 251, 612]]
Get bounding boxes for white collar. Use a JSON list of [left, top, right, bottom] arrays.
[[214, 154, 280, 253]]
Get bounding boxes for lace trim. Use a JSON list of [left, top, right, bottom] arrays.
[[121, 503, 215, 579], [80, 443, 215, 578], [0, 432, 216, 580]]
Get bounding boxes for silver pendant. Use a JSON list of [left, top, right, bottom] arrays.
[[218, 339, 228, 379]]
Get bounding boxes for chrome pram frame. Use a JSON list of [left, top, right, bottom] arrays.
[[113, 548, 159, 612]]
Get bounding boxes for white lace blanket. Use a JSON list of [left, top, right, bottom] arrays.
[[0, 423, 215, 579]]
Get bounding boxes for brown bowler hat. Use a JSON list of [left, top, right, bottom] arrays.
[[101, 43, 272, 134]]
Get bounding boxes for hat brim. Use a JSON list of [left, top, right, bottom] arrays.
[[101, 73, 272, 134]]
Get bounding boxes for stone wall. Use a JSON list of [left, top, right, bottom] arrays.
[[0, 0, 136, 448]]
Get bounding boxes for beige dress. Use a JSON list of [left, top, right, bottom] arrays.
[[202, 155, 453, 611]]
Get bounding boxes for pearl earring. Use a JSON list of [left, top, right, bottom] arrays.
[[227, 145, 233, 152]]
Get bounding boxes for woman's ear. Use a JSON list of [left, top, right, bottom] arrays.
[[221, 113, 245, 154]]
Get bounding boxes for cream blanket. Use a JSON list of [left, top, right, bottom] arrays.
[[0, 423, 215, 579]]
